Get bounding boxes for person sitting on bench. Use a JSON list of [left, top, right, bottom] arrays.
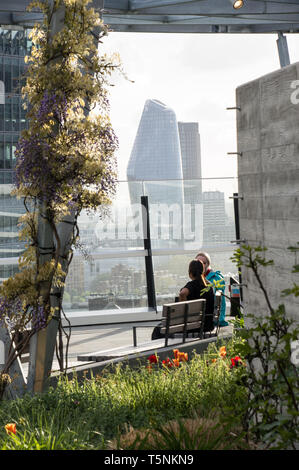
[[196, 251, 228, 327], [179, 259, 214, 334]]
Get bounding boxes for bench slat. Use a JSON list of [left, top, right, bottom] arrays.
[[162, 301, 205, 325], [161, 321, 203, 335]]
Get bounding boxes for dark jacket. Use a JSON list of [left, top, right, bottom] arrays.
[[183, 279, 214, 332]]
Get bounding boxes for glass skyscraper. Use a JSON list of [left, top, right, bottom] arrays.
[[127, 99, 183, 182], [0, 27, 32, 281], [127, 99, 185, 248]]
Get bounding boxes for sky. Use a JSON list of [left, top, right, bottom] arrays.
[[100, 32, 299, 182]]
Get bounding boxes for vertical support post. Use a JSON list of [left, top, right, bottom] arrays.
[[27, 203, 58, 393], [277, 32, 290, 68], [233, 192, 243, 302], [27, 1, 67, 394], [182, 303, 188, 343], [165, 306, 171, 347], [233, 192, 240, 242], [141, 195, 157, 311]]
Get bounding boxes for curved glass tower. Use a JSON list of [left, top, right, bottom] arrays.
[[127, 99, 183, 183], [127, 99, 184, 248]]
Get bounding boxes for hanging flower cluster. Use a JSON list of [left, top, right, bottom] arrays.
[[14, 0, 120, 213], [0, 293, 48, 339]]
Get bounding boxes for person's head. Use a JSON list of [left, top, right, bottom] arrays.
[[195, 251, 211, 273], [188, 259, 207, 285]]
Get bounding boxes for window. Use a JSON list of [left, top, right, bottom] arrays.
[[5, 97, 12, 131], [5, 142, 11, 168], [4, 57, 11, 93], [4, 30, 11, 55]]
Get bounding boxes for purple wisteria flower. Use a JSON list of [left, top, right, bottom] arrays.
[[36, 90, 68, 125], [31, 304, 47, 332], [0, 296, 24, 331], [13, 87, 118, 208]]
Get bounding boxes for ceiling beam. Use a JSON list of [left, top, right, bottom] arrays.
[[0, 1, 298, 34]]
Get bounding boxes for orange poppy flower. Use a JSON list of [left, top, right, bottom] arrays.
[[173, 349, 179, 360], [179, 352, 188, 362], [219, 346, 227, 358], [173, 349, 188, 362], [5, 423, 16, 435]]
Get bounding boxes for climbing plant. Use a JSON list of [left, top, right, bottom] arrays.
[[0, 0, 120, 397]]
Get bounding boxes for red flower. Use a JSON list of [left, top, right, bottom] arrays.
[[230, 356, 243, 368], [162, 358, 174, 368], [147, 354, 158, 364]]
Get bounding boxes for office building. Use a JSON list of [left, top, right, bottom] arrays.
[[178, 121, 202, 201], [0, 27, 31, 282], [178, 122, 202, 244], [202, 191, 234, 244]]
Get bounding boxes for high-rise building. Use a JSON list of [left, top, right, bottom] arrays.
[[178, 121, 202, 201], [127, 99, 183, 184], [203, 191, 226, 227], [0, 27, 31, 282], [127, 99, 184, 248], [178, 122, 202, 244], [202, 190, 234, 244]]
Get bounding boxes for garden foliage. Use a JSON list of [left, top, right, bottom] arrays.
[[232, 244, 299, 450], [0, 341, 250, 450]]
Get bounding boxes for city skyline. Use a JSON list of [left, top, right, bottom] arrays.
[[101, 32, 299, 182]]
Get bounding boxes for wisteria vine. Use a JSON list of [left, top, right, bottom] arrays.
[[0, 0, 121, 395]]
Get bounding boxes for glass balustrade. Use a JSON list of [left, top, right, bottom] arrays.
[[60, 177, 239, 316], [0, 177, 239, 317]]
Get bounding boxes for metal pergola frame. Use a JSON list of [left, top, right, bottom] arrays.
[[1, 1, 298, 66], [0, 0, 299, 34]]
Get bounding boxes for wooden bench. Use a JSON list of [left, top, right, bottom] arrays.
[[161, 298, 206, 347], [77, 299, 206, 362], [133, 293, 222, 346]]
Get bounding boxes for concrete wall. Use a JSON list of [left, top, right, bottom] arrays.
[[236, 62, 299, 321]]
